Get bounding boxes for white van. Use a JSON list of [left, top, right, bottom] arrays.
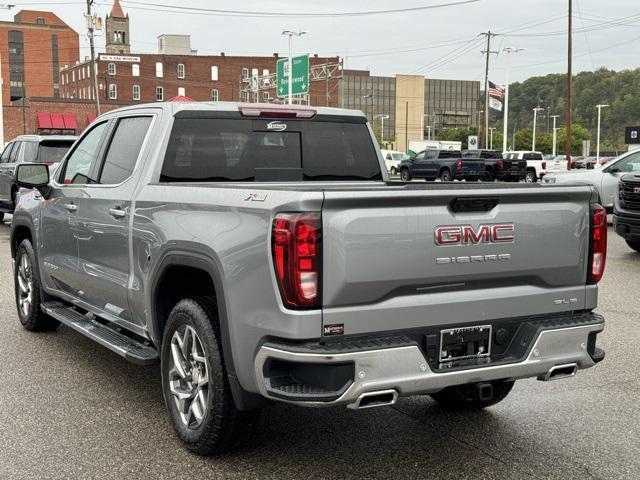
[[381, 149, 409, 175]]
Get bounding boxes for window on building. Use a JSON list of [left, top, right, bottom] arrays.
[[177, 63, 185, 79], [156, 86, 164, 101], [178, 87, 185, 96], [241, 67, 249, 80], [72, 70, 75, 82], [36, 17, 45, 24], [156, 62, 163, 78], [132, 64, 140, 77], [109, 83, 117, 99], [133, 84, 140, 100], [263, 92, 270, 102], [252, 68, 258, 78], [98, 117, 153, 185], [51, 34, 59, 98], [262, 69, 269, 77], [211, 89, 219, 101], [240, 90, 248, 102], [211, 66, 218, 81], [108, 63, 116, 76]]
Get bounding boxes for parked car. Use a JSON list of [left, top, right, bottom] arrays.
[[503, 151, 546, 182], [11, 102, 606, 454], [613, 172, 640, 252], [381, 149, 408, 175], [463, 149, 526, 182], [399, 149, 483, 182], [544, 149, 640, 210], [0, 135, 76, 220], [573, 156, 597, 169], [548, 155, 574, 173]]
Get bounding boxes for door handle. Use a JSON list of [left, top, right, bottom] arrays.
[[109, 207, 126, 219], [64, 203, 77, 212]]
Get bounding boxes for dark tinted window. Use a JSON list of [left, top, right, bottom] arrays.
[[523, 153, 543, 160], [439, 150, 461, 159], [37, 140, 74, 164], [161, 117, 380, 182], [99, 116, 152, 184]]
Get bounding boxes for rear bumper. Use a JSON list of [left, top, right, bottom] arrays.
[[254, 312, 604, 407], [496, 170, 526, 180], [613, 212, 640, 241]]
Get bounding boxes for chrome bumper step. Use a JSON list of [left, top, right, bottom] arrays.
[[42, 301, 159, 365]]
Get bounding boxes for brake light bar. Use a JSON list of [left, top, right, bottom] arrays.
[[272, 213, 321, 309], [239, 103, 317, 119], [588, 204, 607, 284]]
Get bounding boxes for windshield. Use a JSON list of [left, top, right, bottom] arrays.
[[391, 153, 408, 161], [161, 117, 382, 182], [38, 141, 75, 164]]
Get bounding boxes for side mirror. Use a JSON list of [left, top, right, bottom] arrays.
[[607, 167, 621, 174], [16, 163, 50, 193]]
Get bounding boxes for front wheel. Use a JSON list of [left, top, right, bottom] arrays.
[[626, 240, 640, 253], [525, 170, 537, 183], [440, 169, 453, 182], [430, 380, 515, 410], [390, 167, 397, 175], [161, 297, 261, 455], [400, 169, 412, 182], [14, 239, 59, 331]]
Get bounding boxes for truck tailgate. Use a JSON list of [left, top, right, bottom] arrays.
[[321, 184, 594, 335]]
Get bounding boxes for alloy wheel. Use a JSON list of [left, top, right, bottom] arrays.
[[168, 325, 210, 429], [17, 253, 33, 318]]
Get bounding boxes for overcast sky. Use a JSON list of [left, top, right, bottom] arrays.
[[12, 0, 639, 84]]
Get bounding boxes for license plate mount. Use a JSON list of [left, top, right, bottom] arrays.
[[439, 325, 492, 363]]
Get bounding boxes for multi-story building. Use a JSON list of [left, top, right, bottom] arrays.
[[0, 10, 79, 102], [342, 69, 481, 149], [105, 0, 130, 54]]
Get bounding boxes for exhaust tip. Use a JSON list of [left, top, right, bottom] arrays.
[[348, 389, 398, 409], [538, 363, 578, 382]]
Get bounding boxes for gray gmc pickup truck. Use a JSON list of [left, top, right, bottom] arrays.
[[11, 102, 607, 455]]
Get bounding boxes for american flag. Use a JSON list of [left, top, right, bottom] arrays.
[[488, 81, 504, 99]]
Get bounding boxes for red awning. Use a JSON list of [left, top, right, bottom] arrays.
[[86, 113, 97, 124], [168, 95, 194, 102], [36, 112, 53, 129], [36, 112, 78, 131]]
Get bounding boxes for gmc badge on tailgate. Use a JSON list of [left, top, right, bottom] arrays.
[[434, 224, 515, 246]]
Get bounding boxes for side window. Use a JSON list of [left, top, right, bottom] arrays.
[[98, 116, 152, 185], [616, 152, 640, 172], [415, 151, 426, 161], [425, 150, 438, 160], [386, 153, 392, 160], [0, 143, 14, 163], [60, 122, 108, 185], [21, 141, 38, 163], [8, 142, 21, 163]]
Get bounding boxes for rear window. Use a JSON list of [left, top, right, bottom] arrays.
[[438, 150, 462, 159], [161, 117, 381, 182], [38, 140, 75, 164], [523, 153, 543, 161]]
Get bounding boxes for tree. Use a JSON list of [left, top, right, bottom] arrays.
[[557, 124, 591, 155], [514, 128, 533, 151], [441, 127, 478, 149]]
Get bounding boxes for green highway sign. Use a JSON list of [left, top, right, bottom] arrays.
[[276, 54, 309, 97]]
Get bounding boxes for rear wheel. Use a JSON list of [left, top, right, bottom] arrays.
[[14, 239, 59, 331], [400, 169, 412, 182], [440, 169, 452, 182], [525, 170, 537, 183], [626, 240, 640, 252], [430, 380, 515, 410], [161, 297, 261, 455], [0, 212, 4, 223]]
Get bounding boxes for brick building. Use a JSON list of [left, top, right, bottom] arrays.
[[61, 51, 341, 107]]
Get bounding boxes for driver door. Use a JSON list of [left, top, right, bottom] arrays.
[[600, 151, 640, 207]]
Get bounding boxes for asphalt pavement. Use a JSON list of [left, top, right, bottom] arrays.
[[0, 218, 638, 480]]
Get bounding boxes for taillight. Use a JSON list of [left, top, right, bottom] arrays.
[[456, 159, 462, 171], [588, 204, 607, 284], [542, 161, 547, 170], [497, 160, 504, 170], [272, 213, 321, 309]]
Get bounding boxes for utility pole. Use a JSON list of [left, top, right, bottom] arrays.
[[374, 114, 389, 144], [479, 31, 498, 149], [0, 4, 13, 145], [596, 104, 609, 162], [488, 127, 495, 149], [405, 101, 409, 152], [502, 47, 525, 153], [86, 0, 101, 115], [532, 106, 544, 151], [565, 0, 573, 169], [550, 114, 560, 156]]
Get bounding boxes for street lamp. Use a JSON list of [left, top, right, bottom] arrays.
[[550, 114, 560, 157], [502, 47, 525, 153], [532, 106, 544, 151], [596, 104, 609, 162], [374, 114, 389, 143], [281, 30, 307, 105], [422, 114, 433, 141]]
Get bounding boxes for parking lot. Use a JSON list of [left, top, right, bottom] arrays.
[[0, 217, 638, 480]]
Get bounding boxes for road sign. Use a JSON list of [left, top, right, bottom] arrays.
[[276, 54, 309, 97]]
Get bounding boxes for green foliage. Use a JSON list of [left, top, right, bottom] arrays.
[[440, 126, 479, 149], [493, 68, 640, 152]]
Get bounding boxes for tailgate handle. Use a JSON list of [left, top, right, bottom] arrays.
[[451, 197, 499, 212]]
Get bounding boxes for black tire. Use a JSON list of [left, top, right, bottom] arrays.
[[525, 170, 537, 183], [161, 297, 261, 455], [626, 240, 640, 253], [14, 239, 59, 331], [390, 167, 397, 175], [430, 380, 515, 410], [440, 169, 453, 182], [0, 212, 4, 223], [485, 169, 495, 182], [400, 169, 412, 182]]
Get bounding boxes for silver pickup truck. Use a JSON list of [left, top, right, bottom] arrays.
[[11, 102, 606, 455]]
